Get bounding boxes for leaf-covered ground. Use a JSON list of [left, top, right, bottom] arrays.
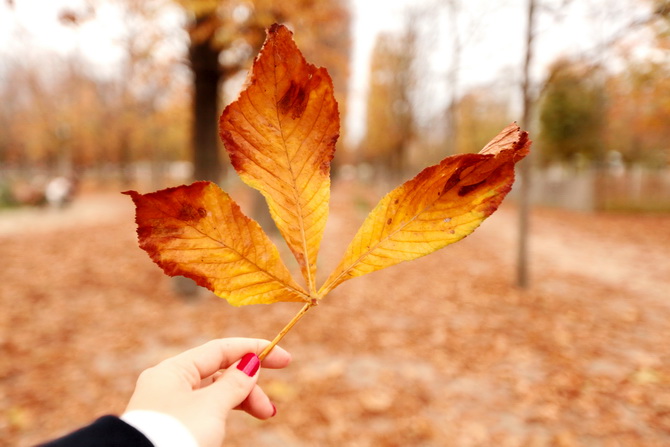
[[1, 180, 669, 446]]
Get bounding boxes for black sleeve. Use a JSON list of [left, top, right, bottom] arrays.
[[36, 415, 154, 447]]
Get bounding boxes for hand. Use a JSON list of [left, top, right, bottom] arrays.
[[124, 338, 291, 447]]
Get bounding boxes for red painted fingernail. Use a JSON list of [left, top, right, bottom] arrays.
[[237, 353, 260, 377], [271, 403, 277, 417]]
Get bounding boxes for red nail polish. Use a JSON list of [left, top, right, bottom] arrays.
[[271, 403, 277, 417], [237, 353, 260, 377]]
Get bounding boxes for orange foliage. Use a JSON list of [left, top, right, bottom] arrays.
[[605, 63, 670, 166], [125, 182, 308, 305], [220, 24, 339, 294], [322, 125, 529, 295]]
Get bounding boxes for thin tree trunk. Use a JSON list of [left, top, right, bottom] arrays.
[[445, 0, 461, 155], [517, 0, 536, 288]]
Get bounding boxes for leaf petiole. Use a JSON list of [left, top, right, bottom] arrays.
[[258, 301, 315, 361]]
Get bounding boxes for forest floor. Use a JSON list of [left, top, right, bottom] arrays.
[[1, 179, 669, 447]]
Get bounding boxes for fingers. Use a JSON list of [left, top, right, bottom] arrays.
[[203, 352, 280, 419], [237, 385, 276, 420], [160, 338, 292, 385], [257, 344, 293, 369], [198, 371, 223, 388], [206, 354, 261, 414], [142, 338, 289, 420]]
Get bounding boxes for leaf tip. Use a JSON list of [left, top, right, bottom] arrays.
[[268, 22, 292, 37], [515, 129, 532, 160], [121, 189, 139, 199], [479, 122, 532, 160]]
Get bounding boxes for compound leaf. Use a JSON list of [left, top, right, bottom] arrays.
[[126, 24, 532, 359]]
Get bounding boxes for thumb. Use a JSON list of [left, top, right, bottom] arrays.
[[210, 353, 260, 412]]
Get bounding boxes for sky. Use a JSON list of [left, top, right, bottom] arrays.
[[0, 0, 185, 78], [0, 1, 124, 69], [0, 0, 657, 143], [347, 0, 655, 142]]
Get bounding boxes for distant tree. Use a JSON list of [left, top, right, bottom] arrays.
[[362, 25, 417, 176], [42, 0, 191, 185], [443, 0, 463, 156], [516, 0, 536, 289], [175, 0, 350, 182], [605, 62, 670, 167], [602, 0, 670, 166], [538, 58, 607, 165], [455, 87, 513, 155], [651, 0, 670, 42]]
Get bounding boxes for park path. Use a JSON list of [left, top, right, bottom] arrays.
[[475, 204, 670, 303], [0, 192, 132, 236]]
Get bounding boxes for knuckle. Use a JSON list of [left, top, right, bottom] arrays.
[[136, 366, 159, 385]]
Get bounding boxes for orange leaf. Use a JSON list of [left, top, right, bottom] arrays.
[[319, 123, 530, 296], [124, 182, 309, 306], [219, 24, 339, 295]]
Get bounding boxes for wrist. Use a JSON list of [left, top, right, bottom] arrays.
[[121, 410, 199, 447]]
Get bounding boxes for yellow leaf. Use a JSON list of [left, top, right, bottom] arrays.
[[319, 123, 530, 296], [124, 182, 309, 306], [219, 24, 339, 295]]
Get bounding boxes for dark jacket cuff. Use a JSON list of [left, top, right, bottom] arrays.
[[37, 415, 154, 447]]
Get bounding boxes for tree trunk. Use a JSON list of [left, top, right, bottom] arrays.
[[517, 0, 536, 288], [119, 130, 133, 188], [189, 28, 222, 183], [444, 0, 461, 155]]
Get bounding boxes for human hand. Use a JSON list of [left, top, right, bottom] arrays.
[[124, 338, 291, 447]]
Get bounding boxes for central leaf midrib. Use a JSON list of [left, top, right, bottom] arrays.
[[320, 166, 480, 295], [272, 46, 315, 295], [320, 194, 438, 296]]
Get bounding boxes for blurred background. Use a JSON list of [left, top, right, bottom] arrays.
[[1, 0, 669, 446]]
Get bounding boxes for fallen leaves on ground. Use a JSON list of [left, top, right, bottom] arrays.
[[1, 183, 669, 446]]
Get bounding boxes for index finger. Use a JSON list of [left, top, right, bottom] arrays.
[[160, 338, 291, 383]]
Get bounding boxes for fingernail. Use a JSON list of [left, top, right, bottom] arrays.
[[271, 403, 277, 417], [237, 353, 260, 377]]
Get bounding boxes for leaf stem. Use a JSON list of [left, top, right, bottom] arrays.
[[258, 301, 314, 361]]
